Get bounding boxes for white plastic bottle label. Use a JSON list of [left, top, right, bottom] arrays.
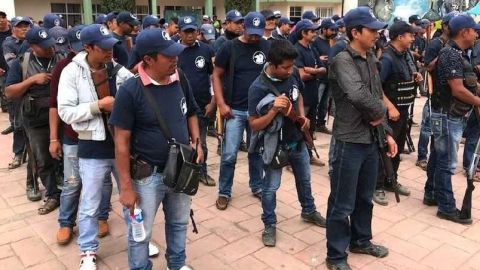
[[131, 208, 146, 242]]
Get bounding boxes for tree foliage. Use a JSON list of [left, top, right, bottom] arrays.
[[225, 0, 254, 16], [100, 0, 136, 13]]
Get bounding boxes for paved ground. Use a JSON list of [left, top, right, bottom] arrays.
[[0, 97, 479, 270]]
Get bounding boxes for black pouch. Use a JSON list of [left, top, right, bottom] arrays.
[[130, 155, 153, 180], [164, 140, 201, 196], [268, 128, 290, 169]]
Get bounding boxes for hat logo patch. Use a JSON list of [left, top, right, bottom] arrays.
[[100, 26, 110, 36], [38, 30, 48, 39], [253, 17, 261, 27], [235, 11, 241, 17], [369, 9, 376, 19], [56, 36, 65, 44], [15, 16, 22, 20], [195, 56, 206, 69], [253, 51, 266, 65], [180, 97, 187, 116], [130, 14, 137, 20], [54, 18, 60, 26], [76, 30, 81, 40], [184, 17, 192, 24], [208, 29, 213, 33]]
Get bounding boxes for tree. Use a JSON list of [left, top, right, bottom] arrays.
[[100, 0, 135, 13], [225, 0, 254, 16]]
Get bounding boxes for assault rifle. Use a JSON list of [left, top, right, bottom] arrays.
[[460, 134, 479, 219], [374, 125, 400, 203], [405, 101, 416, 153]]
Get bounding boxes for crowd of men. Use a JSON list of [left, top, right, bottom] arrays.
[[0, 5, 478, 270]]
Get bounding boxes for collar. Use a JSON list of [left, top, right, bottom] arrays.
[[387, 43, 407, 56], [262, 63, 283, 82], [138, 62, 179, 86], [346, 45, 371, 60], [178, 39, 200, 47]]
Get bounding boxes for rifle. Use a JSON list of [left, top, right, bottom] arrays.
[[373, 125, 400, 203], [405, 98, 416, 153], [460, 133, 479, 219], [215, 109, 224, 155], [25, 138, 39, 194]]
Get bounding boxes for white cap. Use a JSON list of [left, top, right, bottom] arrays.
[[203, 15, 210, 20], [274, 10, 281, 16]]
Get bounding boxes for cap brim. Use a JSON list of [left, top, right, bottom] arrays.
[[70, 41, 83, 53], [474, 24, 480, 30], [363, 20, 388, 30], [37, 38, 56, 49], [161, 42, 187, 57], [97, 37, 121, 50], [14, 20, 32, 27], [231, 17, 244, 22], [181, 25, 198, 32], [245, 28, 264, 36], [307, 25, 321, 30], [204, 34, 215, 40]]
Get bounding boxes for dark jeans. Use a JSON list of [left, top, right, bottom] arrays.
[[24, 124, 61, 200], [424, 111, 465, 214], [463, 112, 480, 170], [377, 113, 408, 189], [316, 82, 330, 127], [417, 102, 431, 161], [327, 140, 378, 263], [261, 143, 316, 226], [198, 113, 209, 177]]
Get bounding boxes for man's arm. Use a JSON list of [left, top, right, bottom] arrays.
[[48, 108, 62, 159], [187, 115, 204, 163], [449, 79, 480, 106], [115, 128, 137, 213]]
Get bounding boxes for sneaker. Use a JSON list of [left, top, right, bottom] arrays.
[[415, 159, 428, 171], [301, 211, 326, 227], [26, 187, 42, 202], [199, 174, 216, 186], [316, 125, 332, 135], [423, 197, 438, 206], [149, 242, 160, 257], [385, 183, 411, 196], [79, 251, 97, 270], [326, 259, 352, 270], [310, 157, 325, 167], [373, 189, 388, 206], [437, 209, 472, 225], [97, 220, 109, 238], [262, 225, 276, 247], [167, 266, 194, 270], [216, 196, 229, 210], [8, 155, 22, 169], [57, 227, 73, 245], [349, 243, 389, 258]]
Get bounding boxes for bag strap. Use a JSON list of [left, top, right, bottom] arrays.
[[21, 51, 31, 81], [260, 71, 282, 97], [94, 62, 123, 87]]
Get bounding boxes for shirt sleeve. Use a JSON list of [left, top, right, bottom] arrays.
[[184, 77, 201, 117], [294, 47, 307, 68], [424, 39, 441, 65], [379, 54, 392, 83], [5, 59, 22, 86], [109, 83, 135, 130], [214, 40, 231, 69], [438, 49, 464, 80], [248, 81, 264, 117], [49, 58, 65, 108]]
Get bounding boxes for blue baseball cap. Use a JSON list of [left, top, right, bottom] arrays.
[[302, 11, 319, 21], [135, 29, 186, 57], [142, 15, 160, 29], [106, 12, 119, 22], [200, 24, 216, 40], [226, 10, 243, 22], [80, 24, 120, 50], [244, 12, 265, 36], [279, 16, 294, 25], [116, 11, 140, 27], [67, 24, 85, 53], [442, 11, 459, 25], [295, 19, 321, 34], [336, 19, 345, 28], [178, 16, 198, 31], [26, 27, 55, 49], [320, 17, 338, 29], [43, 13, 62, 29], [343, 7, 387, 30], [448, 13, 480, 33], [11, 16, 32, 27], [48, 26, 68, 45], [95, 13, 107, 24]]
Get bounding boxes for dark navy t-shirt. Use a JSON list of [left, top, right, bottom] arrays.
[[178, 41, 215, 108], [328, 38, 348, 65], [109, 74, 200, 168], [112, 32, 130, 66], [215, 38, 270, 110], [424, 38, 445, 65], [294, 42, 320, 107], [248, 69, 304, 144]]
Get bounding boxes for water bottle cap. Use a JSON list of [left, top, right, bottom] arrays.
[[133, 208, 142, 215]]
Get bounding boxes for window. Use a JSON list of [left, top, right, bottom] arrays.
[[289, 6, 302, 23], [51, 3, 82, 27], [316, 8, 333, 19], [135, 5, 149, 20]]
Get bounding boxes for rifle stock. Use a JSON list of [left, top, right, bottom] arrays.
[[374, 125, 400, 203], [460, 130, 479, 219], [216, 108, 224, 154]]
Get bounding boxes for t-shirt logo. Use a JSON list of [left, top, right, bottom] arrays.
[[75, 30, 81, 40], [38, 30, 48, 39], [195, 56, 206, 68], [184, 17, 192, 24], [291, 85, 299, 101], [180, 97, 187, 116], [252, 51, 266, 65], [162, 30, 170, 40], [100, 25, 110, 36], [54, 18, 60, 26], [252, 17, 261, 27], [56, 36, 65, 44]]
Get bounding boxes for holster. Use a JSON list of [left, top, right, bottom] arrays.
[[130, 155, 153, 180]]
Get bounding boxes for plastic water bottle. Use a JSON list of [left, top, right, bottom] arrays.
[[131, 208, 146, 242]]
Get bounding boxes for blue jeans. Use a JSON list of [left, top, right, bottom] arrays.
[[77, 158, 117, 252], [316, 82, 330, 127], [463, 113, 480, 170], [58, 144, 112, 228], [262, 143, 316, 226], [218, 109, 263, 198], [424, 111, 465, 214], [124, 172, 191, 270], [328, 136, 337, 178], [327, 140, 378, 263], [417, 102, 431, 161]]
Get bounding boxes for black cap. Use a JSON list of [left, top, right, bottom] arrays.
[[260, 9, 275, 20], [389, 21, 416, 40], [116, 12, 140, 27], [409, 15, 421, 25]]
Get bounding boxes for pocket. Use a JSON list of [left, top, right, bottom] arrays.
[[133, 174, 154, 186], [430, 117, 443, 138]]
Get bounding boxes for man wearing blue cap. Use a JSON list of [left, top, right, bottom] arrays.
[[142, 15, 160, 29], [260, 9, 277, 40], [326, 7, 395, 270], [43, 13, 62, 29], [177, 16, 216, 186], [0, 11, 10, 113], [48, 25, 69, 55], [213, 9, 244, 52], [273, 16, 294, 40], [56, 24, 133, 269], [110, 28, 201, 270], [416, 11, 458, 171], [111, 11, 139, 66], [424, 13, 480, 225], [199, 23, 216, 44], [5, 26, 66, 213], [95, 13, 107, 25], [213, 12, 270, 210], [105, 11, 119, 31], [335, 19, 346, 41], [302, 11, 320, 23]]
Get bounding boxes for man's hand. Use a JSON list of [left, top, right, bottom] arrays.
[[370, 117, 384, 127], [388, 106, 400, 121], [219, 103, 234, 119], [0, 68, 5, 76], [273, 95, 290, 114], [49, 141, 62, 160], [319, 55, 328, 62], [413, 72, 423, 82], [298, 116, 310, 132], [98, 96, 115, 112], [194, 143, 205, 163], [205, 103, 215, 118], [120, 188, 138, 214], [30, 73, 52, 85], [386, 134, 398, 158]]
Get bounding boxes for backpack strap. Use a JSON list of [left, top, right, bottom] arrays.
[[21, 52, 31, 81]]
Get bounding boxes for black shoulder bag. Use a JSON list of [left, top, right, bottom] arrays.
[[139, 71, 201, 196]]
